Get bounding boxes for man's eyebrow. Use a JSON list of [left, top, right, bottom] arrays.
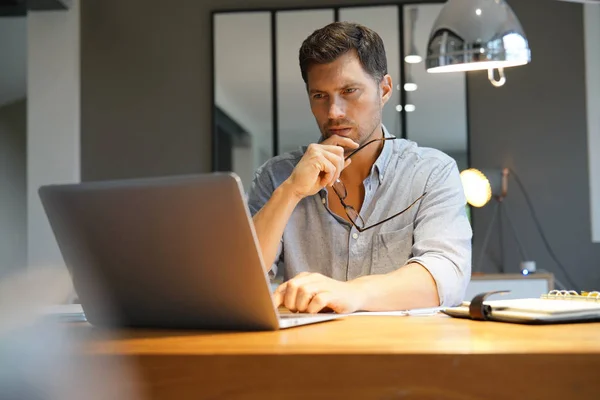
[[309, 82, 363, 94], [341, 82, 363, 89]]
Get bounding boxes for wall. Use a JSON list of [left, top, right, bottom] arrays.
[[27, 0, 80, 268], [80, 0, 411, 182], [0, 100, 27, 278], [468, 0, 599, 290], [80, 0, 600, 290]]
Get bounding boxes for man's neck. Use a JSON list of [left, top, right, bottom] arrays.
[[341, 125, 385, 185]]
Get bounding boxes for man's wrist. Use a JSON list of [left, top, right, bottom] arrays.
[[348, 274, 379, 311], [277, 179, 305, 204]]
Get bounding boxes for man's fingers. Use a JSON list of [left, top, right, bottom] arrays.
[[307, 143, 343, 160], [290, 272, 325, 287], [295, 284, 317, 312], [320, 151, 345, 186], [283, 279, 300, 312], [315, 156, 337, 187], [320, 145, 354, 178], [272, 283, 286, 308], [272, 291, 283, 308], [307, 143, 352, 187], [322, 135, 359, 149], [319, 145, 346, 182], [318, 144, 345, 157], [306, 291, 348, 314], [282, 273, 325, 311], [306, 291, 335, 314], [276, 273, 330, 312]]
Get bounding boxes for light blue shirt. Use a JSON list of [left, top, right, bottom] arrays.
[[247, 127, 472, 307]]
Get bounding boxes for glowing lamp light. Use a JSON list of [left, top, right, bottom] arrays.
[[459, 168, 492, 207]]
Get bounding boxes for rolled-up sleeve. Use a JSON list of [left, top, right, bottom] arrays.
[[246, 165, 283, 279], [407, 159, 472, 307]]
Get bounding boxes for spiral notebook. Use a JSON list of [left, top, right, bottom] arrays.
[[443, 290, 600, 324]]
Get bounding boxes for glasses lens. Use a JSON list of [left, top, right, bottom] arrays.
[[332, 179, 347, 199], [345, 206, 365, 229]]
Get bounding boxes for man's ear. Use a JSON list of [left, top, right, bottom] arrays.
[[380, 74, 393, 105]]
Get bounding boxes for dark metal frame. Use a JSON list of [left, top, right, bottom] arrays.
[[1, 0, 70, 15], [398, 5, 408, 139], [210, 1, 470, 172], [271, 12, 279, 157]]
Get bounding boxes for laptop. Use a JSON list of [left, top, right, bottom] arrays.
[[38, 172, 342, 330]]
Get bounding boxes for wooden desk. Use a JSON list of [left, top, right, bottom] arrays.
[[72, 315, 600, 399]]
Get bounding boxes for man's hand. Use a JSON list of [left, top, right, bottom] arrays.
[[272, 272, 365, 314], [285, 135, 359, 200]]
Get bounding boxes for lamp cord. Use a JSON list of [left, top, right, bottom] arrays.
[[477, 199, 530, 274], [537, 268, 568, 291], [476, 200, 500, 271], [509, 169, 579, 291], [501, 200, 530, 260]]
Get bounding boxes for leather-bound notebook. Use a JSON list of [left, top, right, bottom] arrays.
[[443, 290, 600, 324]]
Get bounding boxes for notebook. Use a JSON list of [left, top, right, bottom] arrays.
[[443, 290, 600, 324]]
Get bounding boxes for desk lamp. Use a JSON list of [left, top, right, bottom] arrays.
[[460, 168, 532, 274], [460, 168, 578, 289]]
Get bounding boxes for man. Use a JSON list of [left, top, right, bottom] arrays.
[[247, 22, 472, 314]]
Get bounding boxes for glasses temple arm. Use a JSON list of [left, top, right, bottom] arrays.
[[359, 192, 427, 231]]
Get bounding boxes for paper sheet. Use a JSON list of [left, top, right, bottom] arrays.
[[345, 307, 444, 316]]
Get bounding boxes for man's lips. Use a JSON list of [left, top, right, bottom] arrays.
[[328, 127, 353, 136]]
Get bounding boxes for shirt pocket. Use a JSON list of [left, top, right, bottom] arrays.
[[371, 224, 414, 275]]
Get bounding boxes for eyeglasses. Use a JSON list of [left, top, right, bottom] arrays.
[[331, 136, 426, 232], [344, 136, 399, 161]]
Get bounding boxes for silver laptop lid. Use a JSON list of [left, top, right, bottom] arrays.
[[39, 173, 280, 330]]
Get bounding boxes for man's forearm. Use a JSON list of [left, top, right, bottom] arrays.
[[351, 263, 440, 311], [252, 181, 301, 273]]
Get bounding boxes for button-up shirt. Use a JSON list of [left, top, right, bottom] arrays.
[[247, 127, 472, 306]]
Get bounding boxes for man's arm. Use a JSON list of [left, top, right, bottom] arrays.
[[353, 158, 472, 309], [252, 181, 301, 274], [249, 136, 358, 271], [272, 263, 438, 313], [350, 262, 440, 310], [273, 158, 472, 312]]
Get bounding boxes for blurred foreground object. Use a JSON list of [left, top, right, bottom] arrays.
[[0, 266, 144, 400]]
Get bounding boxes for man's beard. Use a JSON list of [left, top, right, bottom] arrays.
[[320, 112, 382, 146], [354, 110, 384, 147]]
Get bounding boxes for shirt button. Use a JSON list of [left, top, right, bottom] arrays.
[[321, 198, 326, 204], [352, 233, 359, 240]]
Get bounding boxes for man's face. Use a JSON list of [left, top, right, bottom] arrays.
[[306, 50, 392, 147]]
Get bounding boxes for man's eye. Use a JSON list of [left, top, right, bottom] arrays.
[[313, 93, 325, 99], [344, 88, 357, 94]]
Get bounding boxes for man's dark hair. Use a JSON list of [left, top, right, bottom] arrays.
[[299, 22, 388, 85]]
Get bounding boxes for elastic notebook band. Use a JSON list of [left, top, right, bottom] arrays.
[[468, 290, 511, 321]]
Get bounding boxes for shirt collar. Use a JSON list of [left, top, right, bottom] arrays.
[[372, 125, 395, 184]]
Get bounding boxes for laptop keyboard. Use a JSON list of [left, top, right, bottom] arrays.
[[279, 313, 332, 318]]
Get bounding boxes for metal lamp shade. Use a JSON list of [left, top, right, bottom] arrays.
[[426, 0, 531, 73]]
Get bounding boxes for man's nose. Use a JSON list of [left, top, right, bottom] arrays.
[[328, 99, 346, 120]]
